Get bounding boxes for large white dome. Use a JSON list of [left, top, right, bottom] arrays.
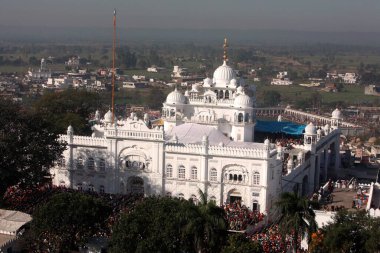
[[166, 88, 186, 105], [234, 93, 253, 108], [213, 61, 236, 88], [331, 108, 343, 119]]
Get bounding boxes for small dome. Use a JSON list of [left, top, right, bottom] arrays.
[[324, 124, 330, 131], [67, 125, 74, 134], [95, 110, 100, 120], [184, 90, 190, 97], [213, 61, 236, 88], [264, 138, 270, 145], [104, 110, 113, 123], [166, 88, 186, 105], [230, 78, 237, 87], [234, 92, 253, 108], [144, 113, 149, 121], [236, 86, 244, 94], [203, 77, 213, 88], [331, 108, 343, 119], [191, 84, 199, 92], [305, 122, 317, 135], [317, 129, 322, 135]]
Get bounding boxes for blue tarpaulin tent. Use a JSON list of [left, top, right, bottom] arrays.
[[255, 120, 306, 135]]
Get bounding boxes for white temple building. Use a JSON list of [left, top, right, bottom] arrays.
[[52, 40, 343, 215], [27, 58, 51, 79]]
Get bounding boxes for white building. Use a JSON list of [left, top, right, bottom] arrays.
[[52, 48, 342, 215], [271, 71, 293, 85], [343, 73, 358, 84], [28, 58, 51, 79]]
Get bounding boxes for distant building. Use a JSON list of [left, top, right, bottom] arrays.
[[343, 73, 358, 84], [122, 82, 148, 89], [28, 58, 51, 79], [365, 85, 380, 96], [271, 71, 293, 85], [65, 56, 80, 69]]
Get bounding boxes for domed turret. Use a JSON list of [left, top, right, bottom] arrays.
[[331, 108, 343, 119], [203, 77, 213, 88], [184, 90, 189, 97], [230, 78, 237, 88], [234, 92, 253, 108], [264, 138, 270, 145], [67, 125, 74, 135], [104, 110, 113, 123], [305, 122, 317, 135], [94, 110, 100, 121], [213, 61, 236, 88], [166, 88, 186, 105]]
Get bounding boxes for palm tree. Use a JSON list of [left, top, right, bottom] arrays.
[[183, 189, 228, 253], [276, 191, 317, 253]]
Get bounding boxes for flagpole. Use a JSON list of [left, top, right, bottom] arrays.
[[112, 9, 116, 125]]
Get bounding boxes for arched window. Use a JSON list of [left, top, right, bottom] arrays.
[[166, 164, 173, 178], [88, 184, 94, 192], [210, 168, 217, 182], [178, 193, 184, 199], [229, 174, 233, 180], [225, 90, 229, 99], [233, 174, 238, 181], [238, 113, 243, 123], [77, 183, 83, 191], [76, 157, 84, 170], [219, 90, 224, 99], [99, 185, 105, 193], [191, 167, 197, 180], [210, 196, 216, 203], [99, 159, 106, 172], [238, 175, 243, 181], [87, 157, 95, 170], [253, 172, 260, 185], [178, 165, 186, 179]]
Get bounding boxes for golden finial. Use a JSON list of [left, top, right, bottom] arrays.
[[223, 37, 228, 62]]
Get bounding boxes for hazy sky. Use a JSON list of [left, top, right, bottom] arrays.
[[1, 0, 380, 32]]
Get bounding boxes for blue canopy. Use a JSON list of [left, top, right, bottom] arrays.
[[255, 120, 306, 135]]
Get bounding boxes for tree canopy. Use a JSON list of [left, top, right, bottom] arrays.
[[222, 233, 263, 253], [109, 196, 227, 253], [0, 100, 65, 195], [32, 89, 103, 135], [312, 209, 380, 253], [27, 192, 111, 252]]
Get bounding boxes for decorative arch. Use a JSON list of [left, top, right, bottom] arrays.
[[222, 164, 248, 184]]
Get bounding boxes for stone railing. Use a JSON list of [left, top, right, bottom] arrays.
[[165, 143, 204, 154], [188, 98, 235, 106], [166, 143, 272, 159], [105, 129, 164, 141], [59, 135, 107, 147], [208, 145, 270, 159]]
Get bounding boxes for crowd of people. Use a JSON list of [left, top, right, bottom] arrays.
[[247, 224, 306, 253], [223, 201, 265, 231]]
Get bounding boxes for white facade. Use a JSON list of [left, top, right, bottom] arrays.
[[51, 59, 342, 215]]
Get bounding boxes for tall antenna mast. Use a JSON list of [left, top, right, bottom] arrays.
[[112, 9, 116, 124]]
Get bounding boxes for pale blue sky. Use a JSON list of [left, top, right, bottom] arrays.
[[1, 0, 380, 32]]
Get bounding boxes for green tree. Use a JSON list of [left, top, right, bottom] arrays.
[[263, 90, 281, 107], [32, 89, 103, 135], [109, 196, 227, 253], [0, 100, 65, 195], [321, 209, 380, 253], [222, 233, 263, 253], [146, 87, 168, 109], [27, 192, 111, 252], [276, 192, 317, 253]]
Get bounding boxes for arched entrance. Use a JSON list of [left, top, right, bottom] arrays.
[[227, 189, 242, 204], [127, 176, 144, 195]]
